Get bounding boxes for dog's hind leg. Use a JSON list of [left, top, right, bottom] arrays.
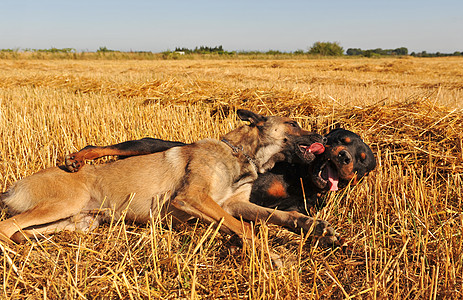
[[65, 138, 186, 172], [0, 193, 91, 243], [10, 213, 101, 243]]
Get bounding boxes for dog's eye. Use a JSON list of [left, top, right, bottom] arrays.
[[287, 121, 299, 128]]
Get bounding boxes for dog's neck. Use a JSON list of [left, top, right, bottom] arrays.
[[221, 125, 281, 173], [221, 138, 258, 172]]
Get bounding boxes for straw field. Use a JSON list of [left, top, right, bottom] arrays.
[[0, 56, 462, 299]]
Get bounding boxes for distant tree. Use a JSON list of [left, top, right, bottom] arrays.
[[308, 42, 344, 56], [364, 50, 380, 58], [175, 45, 228, 54], [347, 47, 408, 57], [393, 47, 408, 55], [266, 50, 283, 55], [97, 46, 114, 53], [346, 48, 364, 56], [372, 48, 385, 55]]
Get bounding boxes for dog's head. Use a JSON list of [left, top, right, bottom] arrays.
[[310, 128, 376, 192], [233, 109, 326, 169]]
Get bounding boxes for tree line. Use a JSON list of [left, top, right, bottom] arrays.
[[346, 47, 408, 57], [2, 43, 462, 57], [308, 42, 462, 57]]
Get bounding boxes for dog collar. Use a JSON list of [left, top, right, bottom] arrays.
[[221, 138, 259, 172]]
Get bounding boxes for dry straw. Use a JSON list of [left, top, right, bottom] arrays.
[[0, 56, 462, 298]]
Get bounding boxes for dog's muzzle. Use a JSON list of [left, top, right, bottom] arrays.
[[299, 142, 325, 163]]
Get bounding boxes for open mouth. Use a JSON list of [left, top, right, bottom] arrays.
[[313, 160, 339, 191], [298, 142, 325, 163]]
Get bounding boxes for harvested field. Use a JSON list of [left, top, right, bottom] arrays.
[[0, 56, 462, 298]]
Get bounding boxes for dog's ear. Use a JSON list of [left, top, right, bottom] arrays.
[[237, 109, 267, 126]]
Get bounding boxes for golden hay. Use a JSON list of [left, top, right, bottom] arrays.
[[0, 57, 462, 298]]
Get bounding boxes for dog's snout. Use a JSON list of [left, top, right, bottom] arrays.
[[337, 150, 352, 165]]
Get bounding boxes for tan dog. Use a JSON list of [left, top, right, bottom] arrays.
[[0, 110, 339, 264]]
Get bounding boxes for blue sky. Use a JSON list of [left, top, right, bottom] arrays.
[[1, 0, 462, 53]]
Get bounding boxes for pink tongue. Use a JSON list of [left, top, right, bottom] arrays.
[[309, 142, 325, 155], [326, 165, 339, 191]]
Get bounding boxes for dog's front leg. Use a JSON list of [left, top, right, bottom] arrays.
[[171, 193, 254, 240], [224, 201, 341, 248], [171, 192, 283, 267]]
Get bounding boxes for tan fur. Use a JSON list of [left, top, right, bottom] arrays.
[[0, 111, 339, 265]]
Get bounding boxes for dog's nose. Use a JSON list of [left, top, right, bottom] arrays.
[[337, 150, 352, 165]]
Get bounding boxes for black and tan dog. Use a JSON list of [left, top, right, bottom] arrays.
[[0, 110, 339, 265], [250, 128, 376, 213], [65, 128, 375, 216]]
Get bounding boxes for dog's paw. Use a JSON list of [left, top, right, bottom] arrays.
[[311, 219, 332, 236], [300, 217, 342, 248], [64, 145, 96, 172], [64, 153, 84, 172], [64, 154, 82, 172], [317, 228, 342, 248]]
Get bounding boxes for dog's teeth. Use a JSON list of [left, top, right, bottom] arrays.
[[320, 161, 327, 170]]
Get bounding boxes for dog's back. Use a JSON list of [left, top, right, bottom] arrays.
[[0, 138, 245, 225], [1, 148, 184, 223]]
